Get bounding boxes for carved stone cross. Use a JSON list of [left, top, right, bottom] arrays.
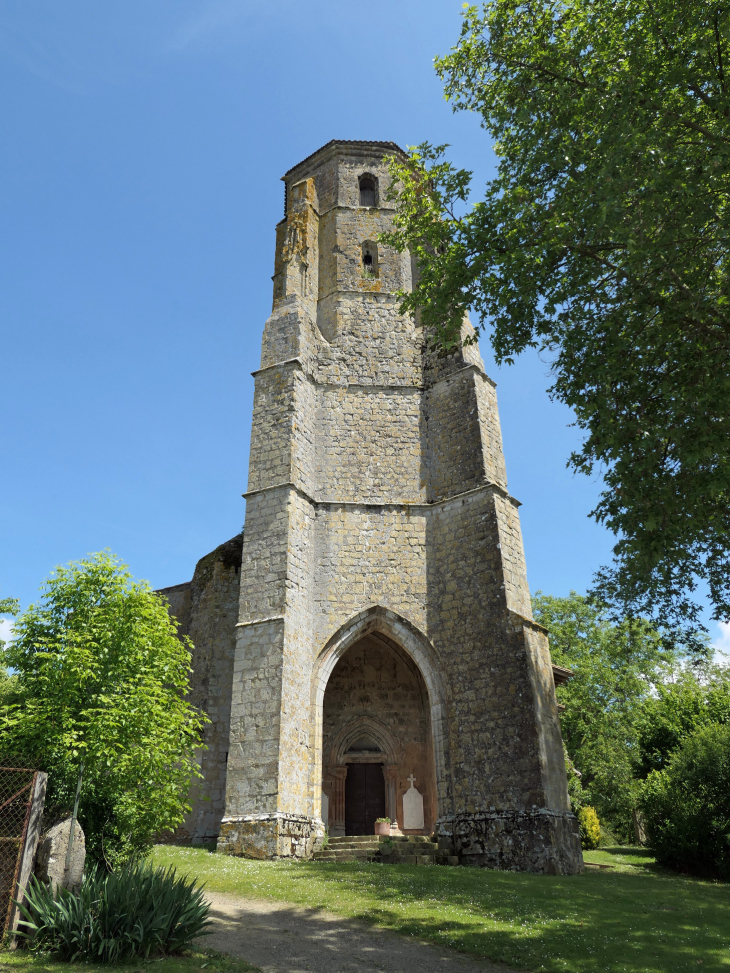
[[407, 774, 416, 787]]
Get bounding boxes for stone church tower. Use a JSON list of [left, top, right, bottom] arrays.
[[164, 140, 582, 873]]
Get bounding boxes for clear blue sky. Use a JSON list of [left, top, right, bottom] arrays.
[[1, 1, 723, 652]]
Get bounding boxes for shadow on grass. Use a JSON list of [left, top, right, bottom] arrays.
[[205, 897, 486, 972], [155, 846, 730, 973], [290, 860, 730, 973]]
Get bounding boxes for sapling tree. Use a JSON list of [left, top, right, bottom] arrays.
[[0, 553, 207, 867]]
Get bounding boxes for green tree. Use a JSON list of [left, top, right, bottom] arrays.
[[636, 661, 730, 777], [533, 591, 677, 836], [0, 594, 18, 706], [641, 722, 730, 879], [0, 553, 207, 867], [0, 595, 19, 620], [385, 1, 730, 640]]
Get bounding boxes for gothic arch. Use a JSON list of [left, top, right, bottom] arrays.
[[329, 715, 400, 767], [311, 605, 453, 824]]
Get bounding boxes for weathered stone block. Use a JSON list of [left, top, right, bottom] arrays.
[[34, 818, 85, 892], [217, 813, 325, 860]]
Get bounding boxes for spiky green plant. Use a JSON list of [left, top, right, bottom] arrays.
[[15, 860, 210, 962]]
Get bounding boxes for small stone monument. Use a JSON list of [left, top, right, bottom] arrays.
[[35, 818, 85, 892], [402, 775, 424, 831]]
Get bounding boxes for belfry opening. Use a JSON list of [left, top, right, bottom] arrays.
[[321, 632, 436, 837]]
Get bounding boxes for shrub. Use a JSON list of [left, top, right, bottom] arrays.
[[16, 860, 210, 962], [2, 553, 208, 869], [578, 806, 601, 849], [641, 722, 730, 879]]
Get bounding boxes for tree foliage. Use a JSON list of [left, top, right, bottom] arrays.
[[534, 590, 730, 854], [384, 1, 730, 637], [0, 553, 207, 867], [533, 591, 678, 836], [642, 722, 730, 879], [0, 595, 19, 619], [0, 593, 18, 704], [636, 661, 730, 777]]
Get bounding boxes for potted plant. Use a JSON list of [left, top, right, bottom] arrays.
[[374, 817, 391, 836]]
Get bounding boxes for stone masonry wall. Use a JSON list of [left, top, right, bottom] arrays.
[[158, 533, 242, 842]]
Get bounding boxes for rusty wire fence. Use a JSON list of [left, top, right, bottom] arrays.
[[0, 767, 40, 936]]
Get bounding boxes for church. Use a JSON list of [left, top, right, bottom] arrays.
[[160, 140, 583, 874]]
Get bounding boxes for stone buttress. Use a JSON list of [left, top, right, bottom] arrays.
[[217, 140, 583, 873]]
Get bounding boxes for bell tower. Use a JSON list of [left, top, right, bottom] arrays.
[[218, 141, 583, 873]]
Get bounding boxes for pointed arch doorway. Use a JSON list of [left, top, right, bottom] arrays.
[[320, 630, 437, 837]]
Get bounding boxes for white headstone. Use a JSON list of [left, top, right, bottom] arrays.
[[402, 775, 424, 830], [321, 790, 329, 826]]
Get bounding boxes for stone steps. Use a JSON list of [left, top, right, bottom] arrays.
[[312, 834, 459, 866]]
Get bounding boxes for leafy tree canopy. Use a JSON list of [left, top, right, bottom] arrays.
[[0, 553, 207, 866], [636, 661, 730, 777], [533, 591, 680, 834], [384, 1, 730, 641], [641, 722, 730, 879], [0, 592, 18, 694], [0, 595, 19, 618], [534, 591, 678, 743]]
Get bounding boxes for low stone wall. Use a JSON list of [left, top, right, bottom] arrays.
[[446, 809, 583, 874]]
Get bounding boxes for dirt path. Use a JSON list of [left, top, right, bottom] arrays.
[[204, 891, 517, 973]]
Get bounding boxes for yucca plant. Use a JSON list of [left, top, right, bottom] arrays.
[[15, 860, 210, 962]]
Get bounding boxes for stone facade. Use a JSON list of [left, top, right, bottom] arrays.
[[159, 533, 242, 842], [165, 140, 582, 874]]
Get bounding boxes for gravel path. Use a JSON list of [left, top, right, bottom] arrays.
[[204, 891, 517, 973]]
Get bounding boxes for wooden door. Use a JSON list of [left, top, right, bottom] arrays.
[[344, 764, 385, 836]]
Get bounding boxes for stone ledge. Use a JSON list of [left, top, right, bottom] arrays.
[[250, 356, 496, 392], [251, 357, 303, 378], [235, 615, 285, 629], [242, 480, 519, 510]]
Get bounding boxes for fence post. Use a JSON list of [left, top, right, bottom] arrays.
[[8, 771, 47, 939]]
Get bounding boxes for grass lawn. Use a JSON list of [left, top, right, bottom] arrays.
[[0, 949, 258, 973], [153, 843, 730, 973]]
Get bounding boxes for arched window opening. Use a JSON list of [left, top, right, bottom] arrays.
[[361, 241, 378, 279], [359, 175, 377, 207]]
